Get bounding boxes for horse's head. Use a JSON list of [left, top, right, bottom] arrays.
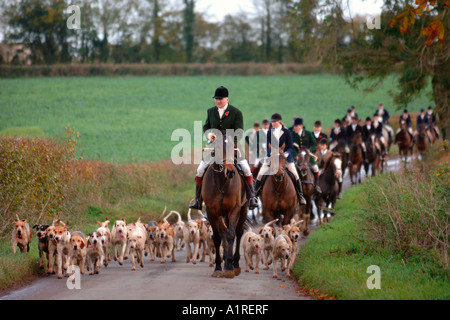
[[271, 143, 286, 182], [400, 120, 407, 130], [296, 149, 310, 177], [366, 133, 377, 150], [354, 132, 363, 145], [323, 152, 342, 180], [332, 153, 343, 180], [418, 123, 427, 134], [222, 132, 236, 179], [209, 130, 237, 179]]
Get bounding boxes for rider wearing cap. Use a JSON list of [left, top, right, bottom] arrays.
[[189, 86, 258, 210], [255, 113, 307, 206], [290, 117, 322, 194]]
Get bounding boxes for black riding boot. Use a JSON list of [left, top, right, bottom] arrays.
[[247, 182, 258, 209], [314, 174, 322, 194], [254, 179, 262, 198], [295, 179, 307, 205], [189, 184, 202, 210]]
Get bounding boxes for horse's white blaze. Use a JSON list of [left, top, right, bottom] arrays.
[[334, 158, 343, 179], [301, 151, 306, 161]]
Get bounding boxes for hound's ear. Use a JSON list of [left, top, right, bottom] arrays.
[[121, 218, 126, 223], [80, 240, 85, 249], [104, 219, 110, 226], [260, 234, 264, 239], [248, 237, 252, 243], [97, 221, 102, 227], [258, 229, 263, 234], [272, 228, 276, 236], [33, 225, 38, 229]]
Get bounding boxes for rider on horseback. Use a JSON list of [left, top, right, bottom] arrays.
[[290, 117, 322, 194], [396, 109, 414, 144], [374, 102, 394, 143], [254, 113, 307, 206], [189, 86, 259, 210], [427, 106, 440, 139]]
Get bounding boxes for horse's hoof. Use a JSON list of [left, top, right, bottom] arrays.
[[211, 270, 224, 278], [223, 270, 235, 278], [234, 267, 241, 276]]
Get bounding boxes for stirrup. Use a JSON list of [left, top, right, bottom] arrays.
[[189, 198, 202, 210], [248, 197, 258, 209], [298, 194, 307, 205]]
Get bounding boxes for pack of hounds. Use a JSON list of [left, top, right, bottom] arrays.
[[11, 208, 303, 279]]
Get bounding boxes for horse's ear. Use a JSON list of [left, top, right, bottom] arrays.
[[332, 152, 342, 158]]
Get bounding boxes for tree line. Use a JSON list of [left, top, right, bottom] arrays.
[[0, 0, 317, 65], [0, 0, 448, 137]]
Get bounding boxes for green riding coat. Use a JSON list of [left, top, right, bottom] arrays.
[[290, 129, 317, 166]]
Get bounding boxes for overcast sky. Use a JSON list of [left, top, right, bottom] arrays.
[[0, 0, 384, 42], [197, 0, 384, 21]]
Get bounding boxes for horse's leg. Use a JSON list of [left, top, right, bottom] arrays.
[[233, 205, 247, 276], [223, 205, 242, 278], [211, 222, 224, 278]]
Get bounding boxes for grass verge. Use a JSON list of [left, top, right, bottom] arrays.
[[292, 177, 449, 300]]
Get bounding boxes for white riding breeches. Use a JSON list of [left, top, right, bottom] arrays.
[[196, 159, 252, 177], [256, 161, 299, 181]]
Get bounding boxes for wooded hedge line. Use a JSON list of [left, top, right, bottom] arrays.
[[0, 63, 332, 77]]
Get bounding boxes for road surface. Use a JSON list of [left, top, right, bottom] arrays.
[[0, 157, 403, 300]]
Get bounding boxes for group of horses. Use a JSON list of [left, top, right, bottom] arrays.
[[397, 121, 439, 162], [199, 118, 439, 278], [198, 130, 343, 278]]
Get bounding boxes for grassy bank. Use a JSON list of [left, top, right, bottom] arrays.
[[0, 134, 195, 290], [292, 145, 449, 299]]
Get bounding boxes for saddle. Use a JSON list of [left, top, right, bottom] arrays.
[[258, 163, 297, 193], [202, 162, 248, 202]]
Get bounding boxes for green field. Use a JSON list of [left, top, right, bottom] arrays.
[[0, 75, 433, 162]]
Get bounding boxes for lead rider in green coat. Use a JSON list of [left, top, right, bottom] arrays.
[[189, 86, 259, 210]]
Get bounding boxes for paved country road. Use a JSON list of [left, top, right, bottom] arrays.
[[0, 221, 313, 300], [0, 158, 404, 300]]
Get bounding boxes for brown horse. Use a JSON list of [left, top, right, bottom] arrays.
[[202, 132, 248, 278], [396, 122, 413, 162], [349, 132, 363, 185], [295, 149, 314, 236], [415, 123, 429, 156], [261, 147, 298, 227], [364, 133, 380, 177], [331, 137, 348, 197], [314, 153, 342, 224], [429, 122, 438, 144]]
